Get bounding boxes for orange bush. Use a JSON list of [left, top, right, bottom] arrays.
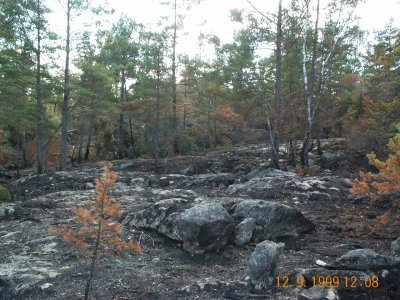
[[350, 126, 400, 226]]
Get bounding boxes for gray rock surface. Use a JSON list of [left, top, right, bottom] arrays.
[[391, 237, 400, 256], [299, 287, 340, 300], [233, 200, 315, 239], [326, 249, 400, 270], [249, 240, 284, 289], [235, 218, 256, 246], [176, 203, 235, 254], [321, 152, 346, 169]]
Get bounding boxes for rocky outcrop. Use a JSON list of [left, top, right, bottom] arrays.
[[227, 168, 347, 202], [1, 141, 398, 299]]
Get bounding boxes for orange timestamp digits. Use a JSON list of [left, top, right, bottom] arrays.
[[276, 275, 379, 289]]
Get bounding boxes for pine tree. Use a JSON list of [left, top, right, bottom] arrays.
[[50, 163, 141, 300]]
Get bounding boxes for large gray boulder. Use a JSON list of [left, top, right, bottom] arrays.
[[233, 200, 315, 239], [249, 240, 284, 290], [159, 202, 234, 254], [326, 249, 400, 271]]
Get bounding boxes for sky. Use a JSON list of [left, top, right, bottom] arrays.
[[45, 0, 400, 59]]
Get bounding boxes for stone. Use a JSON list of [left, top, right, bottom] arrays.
[[320, 152, 346, 169], [128, 198, 189, 230], [299, 287, 339, 300], [391, 237, 400, 256], [326, 249, 400, 271], [233, 200, 315, 239], [235, 218, 256, 246], [158, 202, 235, 254], [249, 240, 284, 290]]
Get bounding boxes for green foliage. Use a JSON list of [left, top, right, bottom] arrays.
[[0, 185, 11, 202]]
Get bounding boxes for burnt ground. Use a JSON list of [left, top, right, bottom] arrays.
[[1, 139, 399, 300]]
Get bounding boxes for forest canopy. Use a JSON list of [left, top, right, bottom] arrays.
[[0, 0, 399, 173]]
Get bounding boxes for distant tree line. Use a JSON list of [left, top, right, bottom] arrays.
[[0, 0, 399, 173]]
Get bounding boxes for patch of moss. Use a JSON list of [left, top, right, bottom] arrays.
[[0, 185, 11, 202]]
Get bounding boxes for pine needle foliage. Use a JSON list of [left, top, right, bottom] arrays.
[[350, 124, 400, 228], [50, 163, 141, 300]]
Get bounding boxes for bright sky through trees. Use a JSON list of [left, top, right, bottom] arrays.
[[45, 0, 399, 58]]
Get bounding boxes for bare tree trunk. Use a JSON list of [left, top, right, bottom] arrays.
[[287, 138, 297, 167], [21, 132, 28, 168], [300, 0, 320, 167], [271, 0, 283, 169], [206, 98, 211, 148], [263, 90, 279, 167], [84, 127, 92, 161], [128, 116, 134, 147], [171, 0, 178, 154], [77, 127, 83, 164], [35, 0, 45, 175], [60, 0, 71, 171], [84, 212, 102, 300], [155, 55, 161, 169], [117, 71, 126, 159]]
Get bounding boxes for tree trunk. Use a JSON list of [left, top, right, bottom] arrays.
[[128, 116, 134, 147], [84, 212, 102, 300], [60, 0, 71, 171], [171, 0, 178, 154], [77, 127, 83, 164], [206, 98, 211, 148], [21, 131, 29, 168], [35, 0, 45, 175], [263, 90, 278, 168], [300, 0, 320, 167], [155, 54, 161, 169], [117, 71, 126, 159], [287, 138, 297, 167], [271, 0, 283, 170], [84, 127, 92, 161]]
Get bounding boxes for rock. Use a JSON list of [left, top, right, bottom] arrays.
[[326, 249, 400, 271], [0, 203, 15, 219], [233, 200, 315, 239], [391, 237, 400, 256], [0, 254, 61, 299], [308, 165, 324, 175], [249, 240, 284, 290], [235, 218, 256, 246], [159, 202, 234, 254], [128, 198, 189, 230], [299, 287, 339, 300], [83, 182, 94, 189], [130, 177, 146, 187], [227, 168, 345, 203], [321, 152, 346, 169], [0, 185, 11, 202]]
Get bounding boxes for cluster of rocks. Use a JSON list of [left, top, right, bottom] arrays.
[[1, 140, 399, 299]]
